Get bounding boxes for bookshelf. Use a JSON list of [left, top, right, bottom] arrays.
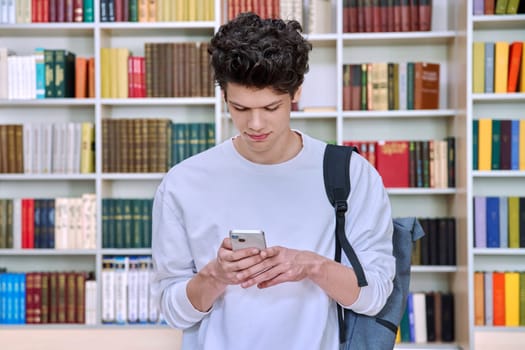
[[467, 1, 525, 349], [0, 0, 474, 349]]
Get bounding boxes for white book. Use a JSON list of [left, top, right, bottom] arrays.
[[412, 292, 427, 343], [31, 123, 42, 173], [137, 257, 150, 323], [23, 123, 32, 173], [70, 197, 83, 249], [101, 257, 116, 323], [73, 123, 81, 173], [0, 48, 9, 98], [11, 198, 21, 249], [7, 55, 16, 99], [309, 0, 331, 34], [6, 0, 14, 24], [114, 256, 128, 324], [65, 123, 77, 174], [85, 279, 97, 325], [54, 197, 68, 249], [279, 0, 294, 21], [26, 55, 36, 99], [81, 193, 96, 249], [127, 257, 139, 323], [484, 271, 493, 326], [147, 257, 159, 323], [398, 62, 407, 110], [41, 123, 53, 174]]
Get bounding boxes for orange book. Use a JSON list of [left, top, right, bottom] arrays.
[[87, 57, 95, 98], [492, 271, 506, 326], [507, 42, 523, 93], [474, 271, 485, 325], [494, 42, 509, 93], [375, 140, 410, 188], [521, 42, 525, 92], [414, 62, 440, 109], [75, 57, 87, 98]]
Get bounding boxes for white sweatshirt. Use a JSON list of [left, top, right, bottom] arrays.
[[151, 132, 394, 350]]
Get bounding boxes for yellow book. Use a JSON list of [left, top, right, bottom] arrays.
[[138, 0, 148, 22], [478, 118, 492, 171], [100, 48, 111, 98], [494, 41, 509, 93], [188, 0, 196, 21], [395, 327, 401, 343], [518, 119, 525, 170], [148, 0, 157, 22], [508, 197, 520, 248], [176, 0, 185, 21], [109, 48, 118, 98], [116, 48, 129, 99], [80, 122, 95, 174], [505, 271, 520, 326], [472, 42, 485, 93], [207, 0, 214, 21]]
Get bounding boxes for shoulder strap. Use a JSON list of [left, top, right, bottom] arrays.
[[323, 144, 368, 287]]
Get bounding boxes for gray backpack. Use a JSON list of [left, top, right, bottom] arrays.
[[323, 144, 425, 349]]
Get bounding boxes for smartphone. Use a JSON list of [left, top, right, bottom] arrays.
[[229, 229, 267, 251]]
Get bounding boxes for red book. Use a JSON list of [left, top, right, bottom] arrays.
[[379, 0, 388, 32], [400, 0, 411, 32], [409, 0, 419, 31], [114, 0, 123, 22], [507, 42, 523, 93], [73, 0, 83, 22], [65, 0, 74, 22], [363, 0, 373, 32], [371, 0, 381, 32], [419, 0, 432, 31], [138, 56, 146, 97], [343, 0, 351, 33], [376, 140, 410, 187], [49, 0, 57, 22], [128, 56, 135, 97], [393, 0, 402, 31], [492, 271, 506, 326], [22, 198, 35, 249], [32, 0, 38, 22], [56, 0, 65, 22], [42, 0, 50, 22]]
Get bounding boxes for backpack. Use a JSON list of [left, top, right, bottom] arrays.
[[323, 144, 425, 350]]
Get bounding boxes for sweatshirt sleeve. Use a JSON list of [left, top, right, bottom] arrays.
[[341, 153, 395, 316], [150, 183, 211, 329]]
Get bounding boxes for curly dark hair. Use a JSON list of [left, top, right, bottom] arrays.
[[209, 12, 312, 97]]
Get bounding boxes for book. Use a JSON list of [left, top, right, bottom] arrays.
[[375, 140, 409, 188], [477, 118, 492, 171], [414, 62, 440, 109], [474, 271, 485, 325], [494, 41, 509, 93]]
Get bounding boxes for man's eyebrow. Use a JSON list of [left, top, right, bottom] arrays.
[[228, 99, 283, 109]]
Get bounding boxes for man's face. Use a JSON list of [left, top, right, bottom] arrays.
[[225, 83, 301, 164]]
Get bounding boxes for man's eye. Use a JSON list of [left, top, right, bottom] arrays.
[[232, 106, 247, 112], [265, 106, 279, 111]]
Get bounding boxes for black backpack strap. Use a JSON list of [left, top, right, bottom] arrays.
[[323, 144, 368, 287], [323, 144, 368, 344]]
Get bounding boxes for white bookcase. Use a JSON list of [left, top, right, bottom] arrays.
[[0, 1, 473, 349], [466, 2, 525, 349]]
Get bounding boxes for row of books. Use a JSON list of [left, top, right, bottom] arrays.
[[101, 256, 161, 324], [396, 291, 455, 344], [343, 0, 432, 33], [227, 0, 296, 24], [472, 41, 525, 94], [342, 62, 440, 111], [19, 195, 96, 249], [0, 0, 95, 24], [0, 48, 95, 99], [102, 119, 215, 173], [0, 122, 95, 174], [344, 138, 455, 189], [473, 0, 525, 15], [412, 217, 456, 267], [473, 196, 525, 249], [102, 198, 152, 249], [474, 270, 525, 327], [0, 270, 96, 325], [101, 42, 214, 99], [101, 0, 214, 22], [473, 119, 525, 171]]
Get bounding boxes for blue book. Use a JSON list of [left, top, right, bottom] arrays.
[[511, 119, 519, 170], [486, 197, 500, 248], [484, 42, 495, 93], [35, 48, 46, 99], [407, 292, 415, 342], [499, 196, 508, 248]]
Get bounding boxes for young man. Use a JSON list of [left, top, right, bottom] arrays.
[[151, 13, 394, 350]]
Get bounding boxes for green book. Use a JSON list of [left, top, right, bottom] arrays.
[[188, 123, 200, 157], [129, 0, 138, 21], [102, 198, 110, 248], [131, 199, 143, 248], [491, 119, 501, 170], [206, 123, 215, 149], [83, 0, 94, 22], [54, 50, 76, 98], [0, 200, 6, 248], [495, 0, 509, 14], [406, 62, 415, 110], [44, 49, 56, 98], [122, 199, 133, 248], [142, 199, 152, 248], [505, 0, 519, 13]]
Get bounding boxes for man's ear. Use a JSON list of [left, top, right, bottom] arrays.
[[292, 85, 302, 103]]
